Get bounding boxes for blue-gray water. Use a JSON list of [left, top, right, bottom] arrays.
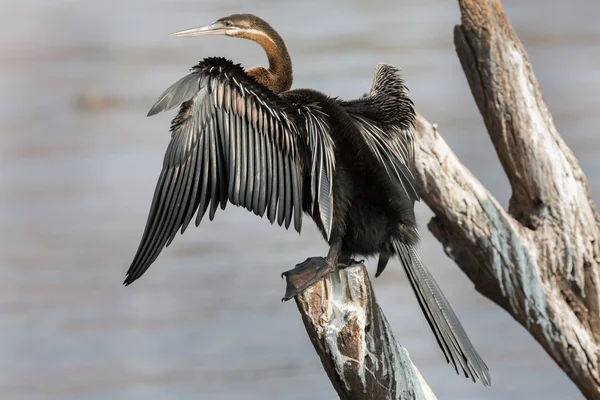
[[1, 0, 599, 399]]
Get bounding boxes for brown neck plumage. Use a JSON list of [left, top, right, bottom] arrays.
[[241, 26, 293, 94]]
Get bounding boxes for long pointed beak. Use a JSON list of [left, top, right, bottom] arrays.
[[170, 23, 228, 37]]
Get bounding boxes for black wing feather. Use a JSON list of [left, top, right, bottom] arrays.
[[245, 120, 255, 209], [276, 150, 286, 227], [195, 127, 211, 226], [256, 130, 268, 216], [301, 105, 335, 239], [208, 118, 220, 221]]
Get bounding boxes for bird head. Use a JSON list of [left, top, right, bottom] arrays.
[[170, 13, 279, 48]]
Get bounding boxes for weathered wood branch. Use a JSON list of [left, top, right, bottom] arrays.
[[293, 264, 437, 400], [411, 0, 600, 398]]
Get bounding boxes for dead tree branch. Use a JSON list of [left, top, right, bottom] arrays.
[[293, 264, 437, 400], [412, 0, 600, 398]]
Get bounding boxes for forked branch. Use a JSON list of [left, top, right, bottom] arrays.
[[412, 0, 600, 398]]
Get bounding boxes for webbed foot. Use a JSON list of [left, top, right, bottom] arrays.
[[281, 257, 334, 301]]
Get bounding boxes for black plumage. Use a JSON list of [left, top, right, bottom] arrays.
[[125, 13, 490, 386]]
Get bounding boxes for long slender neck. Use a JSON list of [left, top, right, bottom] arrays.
[[244, 29, 293, 94]]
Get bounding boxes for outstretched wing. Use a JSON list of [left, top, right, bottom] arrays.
[[339, 63, 418, 202], [124, 57, 334, 285]]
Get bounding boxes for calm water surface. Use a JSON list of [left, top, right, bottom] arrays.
[[1, 0, 599, 399]]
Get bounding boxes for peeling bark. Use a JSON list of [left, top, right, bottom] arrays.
[[293, 264, 437, 400], [411, 0, 600, 398]]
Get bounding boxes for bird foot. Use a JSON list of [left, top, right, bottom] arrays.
[[281, 257, 334, 301]]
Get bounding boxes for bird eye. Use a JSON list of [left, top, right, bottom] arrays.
[[223, 20, 232, 27]]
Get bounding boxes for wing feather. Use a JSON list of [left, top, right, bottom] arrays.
[[239, 114, 248, 206], [257, 130, 268, 216], [195, 128, 211, 226], [208, 118, 220, 221], [296, 104, 335, 239], [245, 119, 255, 209], [166, 134, 198, 245], [283, 156, 293, 229], [276, 150, 286, 226], [229, 113, 240, 205], [267, 141, 279, 224], [290, 158, 302, 232]]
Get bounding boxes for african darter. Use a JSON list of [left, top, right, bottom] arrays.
[[124, 13, 490, 385]]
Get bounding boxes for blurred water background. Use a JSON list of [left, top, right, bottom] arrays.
[[1, 0, 599, 399]]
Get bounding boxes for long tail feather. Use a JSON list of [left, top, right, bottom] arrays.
[[392, 240, 491, 385]]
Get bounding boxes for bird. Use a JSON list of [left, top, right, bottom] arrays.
[[124, 13, 491, 385]]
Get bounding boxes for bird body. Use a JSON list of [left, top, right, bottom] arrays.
[[125, 13, 491, 385], [283, 87, 412, 247]]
